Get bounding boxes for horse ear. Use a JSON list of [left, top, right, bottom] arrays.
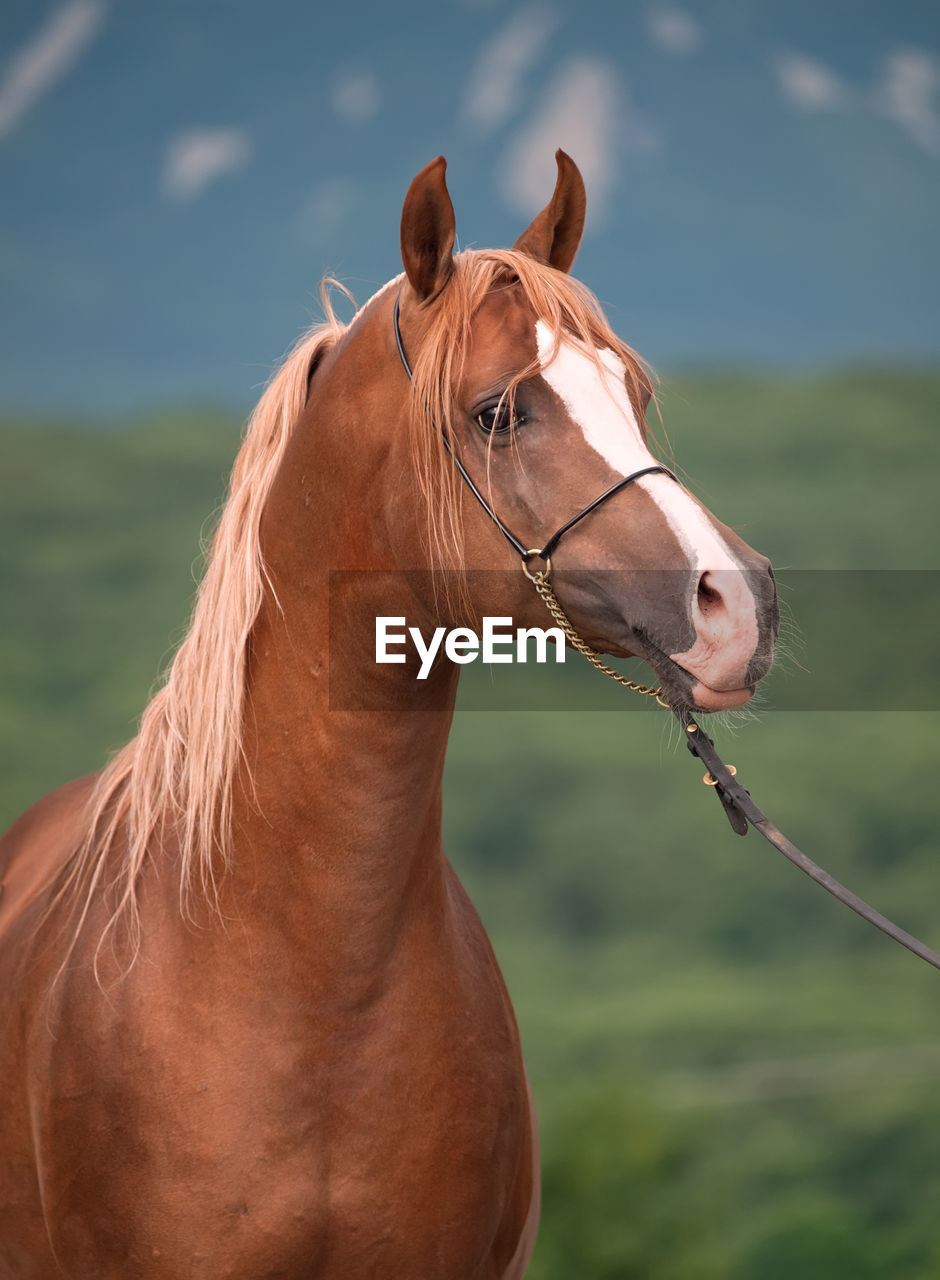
[[400, 156, 456, 302], [512, 150, 586, 273]]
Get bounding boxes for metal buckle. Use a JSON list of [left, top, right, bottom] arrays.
[[521, 549, 551, 582], [703, 765, 737, 786]]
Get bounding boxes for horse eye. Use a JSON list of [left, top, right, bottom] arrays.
[[476, 403, 518, 435]]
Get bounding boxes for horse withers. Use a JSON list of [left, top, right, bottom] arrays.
[[0, 153, 777, 1277]]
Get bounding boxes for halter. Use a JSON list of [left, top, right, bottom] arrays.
[[393, 294, 676, 570], [393, 294, 676, 703], [390, 291, 940, 973]]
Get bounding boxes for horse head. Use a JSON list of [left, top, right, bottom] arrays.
[[279, 152, 777, 715], [379, 151, 778, 713]]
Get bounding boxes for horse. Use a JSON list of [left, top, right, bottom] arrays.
[[0, 151, 778, 1278]]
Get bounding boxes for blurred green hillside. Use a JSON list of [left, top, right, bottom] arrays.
[[2, 371, 940, 1277]]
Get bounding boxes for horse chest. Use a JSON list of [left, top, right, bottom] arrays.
[[28, 928, 533, 1279]]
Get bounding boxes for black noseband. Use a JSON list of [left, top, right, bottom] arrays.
[[393, 294, 676, 566]]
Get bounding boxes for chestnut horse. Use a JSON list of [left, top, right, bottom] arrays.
[[0, 153, 777, 1277]]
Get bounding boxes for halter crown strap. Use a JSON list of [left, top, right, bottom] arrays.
[[392, 294, 414, 379], [392, 293, 676, 563]]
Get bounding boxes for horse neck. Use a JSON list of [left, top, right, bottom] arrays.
[[228, 342, 460, 955]]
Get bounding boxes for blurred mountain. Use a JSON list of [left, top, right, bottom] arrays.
[[0, 0, 938, 410]]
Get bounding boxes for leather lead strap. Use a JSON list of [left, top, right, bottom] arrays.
[[681, 713, 940, 971]]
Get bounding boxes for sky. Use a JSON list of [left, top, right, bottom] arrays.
[[0, 0, 938, 411]]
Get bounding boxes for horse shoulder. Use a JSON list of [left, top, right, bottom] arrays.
[[0, 774, 99, 934]]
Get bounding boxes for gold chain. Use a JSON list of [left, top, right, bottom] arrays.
[[522, 553, 670, 708]]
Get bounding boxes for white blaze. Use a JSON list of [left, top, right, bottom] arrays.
[[536, 319, 651, 476], [535, 321, 759, 688], [535, 320, 743, 573]]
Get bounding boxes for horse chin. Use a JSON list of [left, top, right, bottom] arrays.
[[688, 681, 754, 712], [660, 662, 755, 713], [626, 640, 755, 715]]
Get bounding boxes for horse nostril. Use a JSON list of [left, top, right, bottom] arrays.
[[697, 571, 723, 616]]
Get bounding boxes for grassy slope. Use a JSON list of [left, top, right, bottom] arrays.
[[2, 371, 939, 1276]]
